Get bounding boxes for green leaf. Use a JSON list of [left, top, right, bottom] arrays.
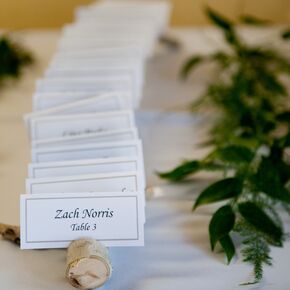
[[239, 15, 270, 26], [254, 157, 290, 203], [158, 160, 201, 181], [180, 56, 203, 80], [257, 67, 287, 96], [281, 132, 290, 147], [276, 111, 290, 123], [238, 202, 283, 246], [240, 234, 272, 285], [219, 235, 236, 264], [209, 205, 235, 250], [205, 7, 241, 47], [0, 36, 33, 80], [210, 52, 232, 68], [212, 145, 255, 165], [193, 177, 243, 209], [282, 28, 290, 39], [205, 7, 232, 31]]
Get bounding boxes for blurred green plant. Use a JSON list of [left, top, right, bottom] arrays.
[[159, 7, 290, 285], [0, 35, 33, 86]]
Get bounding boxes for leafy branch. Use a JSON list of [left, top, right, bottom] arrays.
[[0, 35, 33, 86], [159, 7, 290, 284]]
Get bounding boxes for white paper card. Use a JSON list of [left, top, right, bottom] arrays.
[[27, 93, 132, 121], [31, 140, 143, 163], [31, 128, 138, 148], [20, 192, 144, 249], [29, 111, 135, 141], [53, 44, 145, 59], [26, 171, 144, 194], [28, 156, 141, 178], [33, 92, 107, 111], [36, 76, 132, 92]]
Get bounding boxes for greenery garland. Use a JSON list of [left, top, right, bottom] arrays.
[[0, 35, 33, 86], [159, 8, 290, 284]]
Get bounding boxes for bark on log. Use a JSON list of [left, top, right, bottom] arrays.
[[0, 224, 112, 289], [66, 239, 112, 289], [0, 223, 20, 245]]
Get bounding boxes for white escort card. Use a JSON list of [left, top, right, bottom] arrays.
[[28, 156, 141, 178], [20, 0, 172, 250], [28, 111, 135, 140], [20, 192, 144, 249], [31, 140, 143, 163], [31, 128, 138, 148], [26, 93, 133, 121], [53, 44, 146, 59], [26, 171, 144, 195], [33, 92, 108, 111], [36, 75, 133, 92]]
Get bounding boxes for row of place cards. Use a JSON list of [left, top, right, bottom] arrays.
[[20, 0, 172, 249]]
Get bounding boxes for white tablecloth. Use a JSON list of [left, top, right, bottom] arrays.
[[0, 28, 290, 290]]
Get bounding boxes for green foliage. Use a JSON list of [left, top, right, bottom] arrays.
[[159, 7, 290, 284], [281, 28, 290, 39], [239, 15, 270, 26], [209, 204, 236, 264], [157, 159, 223, 181], [193, 178, 242, 209], [0, 36, 33, 85], [209, 205, 235, 251], [180, 56, 204, 80], [219, 235, 236, 265], [235, 220, 272, 284], [210, 145, 255, 165], [238, 202, 283, 246]]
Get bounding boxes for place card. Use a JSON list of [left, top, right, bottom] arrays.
[[28, 156, 142, 178], [53, 43, 145, 59], [44, 68, 141, 89], [20, 192, 144, 249], [26, 93, 132, 122], [58, 38, 151, 57], [33, 92, 107, 111], [36, 76, 134, 94], [31, 128, 138, 148], [26, 170, 144, 194], [48, 58, 144, 86], [28, 110, 135, 141], [31, 140, 143, 163]]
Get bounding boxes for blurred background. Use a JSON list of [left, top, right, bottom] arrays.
[[0, 0, 290, 29]]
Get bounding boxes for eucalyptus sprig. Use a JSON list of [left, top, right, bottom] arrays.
[[0, 35, 33, 86], [159, 7, 290, 284]]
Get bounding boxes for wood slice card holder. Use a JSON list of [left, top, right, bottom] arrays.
[[0, 224, 112, 289], [66, 239, 112, 289]]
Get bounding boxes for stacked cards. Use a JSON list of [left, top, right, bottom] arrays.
[[20, 0, 172, 249]]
